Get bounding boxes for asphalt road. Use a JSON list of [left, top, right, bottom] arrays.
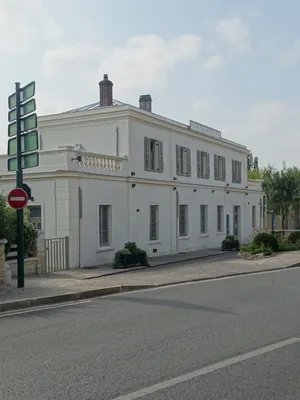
[[1, 267, 300, 399]]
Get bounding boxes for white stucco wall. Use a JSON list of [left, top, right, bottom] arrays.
[[128, 118, 248, 187]]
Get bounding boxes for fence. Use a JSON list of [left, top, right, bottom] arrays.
[[45, 237, 69, 272]]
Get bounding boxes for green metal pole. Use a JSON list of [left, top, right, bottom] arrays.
[[15, 82, 24, 288]]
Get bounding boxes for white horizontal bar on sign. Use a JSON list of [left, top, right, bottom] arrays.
[[10, 197, 26, 201]]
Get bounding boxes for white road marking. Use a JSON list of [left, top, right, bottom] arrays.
[[111, 337, 300, 400], [0, 300, 91, 317]]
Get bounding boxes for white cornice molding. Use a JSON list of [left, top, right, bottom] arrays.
[[0, 170, 262, 193]]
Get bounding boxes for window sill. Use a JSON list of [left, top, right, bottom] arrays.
[[96, 246, 114, 253], [179, 236, 190, 240], [199, 234, 209, 238], [148, 240, 161, 245], [216, 232, 225, 235]]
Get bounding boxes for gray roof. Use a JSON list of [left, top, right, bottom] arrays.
[[65, 100, 126, 113]]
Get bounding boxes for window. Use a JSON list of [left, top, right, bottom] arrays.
[[252, 206, 256, 228], [214, 155, 226, 181], [197, 151, 210, 179], [98, 205, 111, 247], [200, 205, 208, 234], [179, 205, 188, 237], [217, 205, 224, 232], [144, 137, 163, 172], [176, 145, 191, 176], [232, 160, 242, 183], [149, 205, 159, 241], [27, 205, 42, 231]]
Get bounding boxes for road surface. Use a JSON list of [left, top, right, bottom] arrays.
[[1, 267, 300, 399]]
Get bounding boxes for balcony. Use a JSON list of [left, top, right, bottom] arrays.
[[0, 146, 128, 177]]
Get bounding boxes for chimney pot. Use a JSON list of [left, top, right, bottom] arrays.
[[139, 94, 152, 112], [99, 74, 113, 107]]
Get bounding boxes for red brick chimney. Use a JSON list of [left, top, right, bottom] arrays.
[[99, 74, 113, 107]]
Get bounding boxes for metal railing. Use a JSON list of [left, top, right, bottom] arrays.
[[45, 236, 69, 272]]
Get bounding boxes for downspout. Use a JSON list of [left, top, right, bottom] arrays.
[[116, 126, 119, 156]]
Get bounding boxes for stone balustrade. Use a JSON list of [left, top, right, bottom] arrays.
[[78, 154, 125, 171]]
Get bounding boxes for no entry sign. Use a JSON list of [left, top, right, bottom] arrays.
[[8, 187, 28, 210]]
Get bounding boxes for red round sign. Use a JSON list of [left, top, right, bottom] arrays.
[[8, 188, 28, 210]]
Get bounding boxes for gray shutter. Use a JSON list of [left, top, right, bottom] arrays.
[[214, 154, 218, 179], [197, 150, 201, 178], [144, 137, 150, 171], [158, 140, 163, 172], [232, 160, 236, 182], [207, 153, 210, 178], [223, 157, 226, 181], [238, 162, 242, 183], [176, 145, 181, 175], [187, 148, 191, 176]]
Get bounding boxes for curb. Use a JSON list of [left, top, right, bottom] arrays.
[[1, 262, 299, 314], [83, 251, 228, 280], [0, 284, 157, 313]]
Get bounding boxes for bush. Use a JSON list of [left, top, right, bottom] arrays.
[[241, 244, 273, 256], [221, 236, 240, 251], [252, 232, 279, 252], [24, 221, 37, 257], [287, 231, 300, 244], [113, 242, 149, 269]]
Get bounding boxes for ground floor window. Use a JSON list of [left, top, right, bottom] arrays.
[[27, 205, 42, 231], [200, 205, 208, 234], [150, 205, 159, 241], [217, 205, 224, 232], [179, 205, 188, 237], [98, 205, 111, 247]]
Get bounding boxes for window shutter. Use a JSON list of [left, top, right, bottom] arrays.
[[207, 153, 210, 178], [214, 154, 218, 179], [223, 157, 226, 181], [176, 145, 181, 175], [187, 148, 191, 176], [238, 162, 242, 183], [232, 160, 236, 182], [144, 137, 150, 171], [158, 141, 164, 172], [197, 150, 201, 178]]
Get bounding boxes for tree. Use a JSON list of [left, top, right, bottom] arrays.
[[261, 163, 300, 232], [0, 192, 36, 255], [247, 152, 260, 179], [247, 152, 253, 171]]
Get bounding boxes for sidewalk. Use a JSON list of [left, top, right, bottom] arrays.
[[1, 251, 300, 312]]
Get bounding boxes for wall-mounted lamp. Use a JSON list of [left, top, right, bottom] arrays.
[[248, 202, 250, 205], [245, 185, 248, 189], [71, 155, 82, 162], [173, 187, 177, 191], [131, 171, 135, 176], [226, 191, 229, 194], [193, 189, 197, 192], [173, 177, 177, 181], [212, 190, 215, 194], [226, 183, 229, 187], [245, 192, 248, 196], [132, 184, 136, 188]]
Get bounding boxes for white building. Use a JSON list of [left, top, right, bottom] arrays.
[[0, 74, 265, 269]]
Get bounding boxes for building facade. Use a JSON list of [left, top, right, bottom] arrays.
[[0, 75, 265, 268]]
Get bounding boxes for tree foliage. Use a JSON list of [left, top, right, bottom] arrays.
[[247, 152, 260, 179], [0, 191, 37, 256], [261, 162, 300, 231]]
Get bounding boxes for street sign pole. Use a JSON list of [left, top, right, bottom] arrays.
[[15, 82, 25, 288]]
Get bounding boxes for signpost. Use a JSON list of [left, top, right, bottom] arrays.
[[7, 81, 39, 288], [8, 188, 28, 210]]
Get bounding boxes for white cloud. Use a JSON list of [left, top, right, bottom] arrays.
[[280, 40, 300, 67], [193, 98, 211, 112], [41, 34, 202, 97], [0, 0, 62, 56], [216, 17, 252, 54], [248, 101, 299, 136], [203, 54, 225, 71]]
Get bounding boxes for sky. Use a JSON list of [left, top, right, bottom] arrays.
[[0, 0, 300, 168]]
